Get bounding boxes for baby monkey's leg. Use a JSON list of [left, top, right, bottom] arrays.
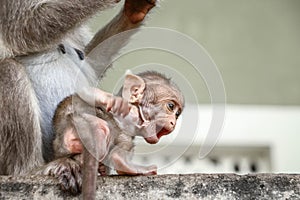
[[73, 114, 111, 161], [109, 136, 157, 175], [54, 113, 110, 160], [112, 152, 157, 175], [72, 114, 111, 199], [40, 113, 110, 195]]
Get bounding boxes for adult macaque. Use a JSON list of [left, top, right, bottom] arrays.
[[52, 71, 184, 176], [0, 0, 157, 195]]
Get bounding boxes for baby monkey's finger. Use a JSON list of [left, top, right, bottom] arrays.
[[120, 100, 132, 117]]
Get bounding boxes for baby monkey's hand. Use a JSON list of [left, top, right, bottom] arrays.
[[106, 95, 131, 117], [78, 87, 132, 117], [104, 94, 132, 117]]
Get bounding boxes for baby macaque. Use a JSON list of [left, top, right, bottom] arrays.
[[52, 71, 184, 176]]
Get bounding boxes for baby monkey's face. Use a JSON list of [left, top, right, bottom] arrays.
[[113, 98, 182, 144], [118, 71, 184, 144], [138, 97, 183, 144]]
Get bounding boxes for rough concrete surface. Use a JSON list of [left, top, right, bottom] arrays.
[[0, 174, 299, 199]]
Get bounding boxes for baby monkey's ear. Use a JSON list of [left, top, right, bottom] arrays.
[[122, 70, 145, 103]]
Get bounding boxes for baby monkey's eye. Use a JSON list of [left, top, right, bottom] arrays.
[[175, 110, 181, 119], [167, 102, 175, 111]]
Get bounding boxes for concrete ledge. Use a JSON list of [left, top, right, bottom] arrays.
[[0, 174, 299, 199]]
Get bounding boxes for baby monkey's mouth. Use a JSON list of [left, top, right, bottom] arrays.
[[156, 125, 171, 139], [135, 105, 172, 144], [144, 125, 170, 144]]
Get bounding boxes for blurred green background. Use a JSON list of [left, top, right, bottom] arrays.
[[90, 0, 300, 105]]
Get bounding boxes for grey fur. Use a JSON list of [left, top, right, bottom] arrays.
[[0, 59, 43, 175]]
